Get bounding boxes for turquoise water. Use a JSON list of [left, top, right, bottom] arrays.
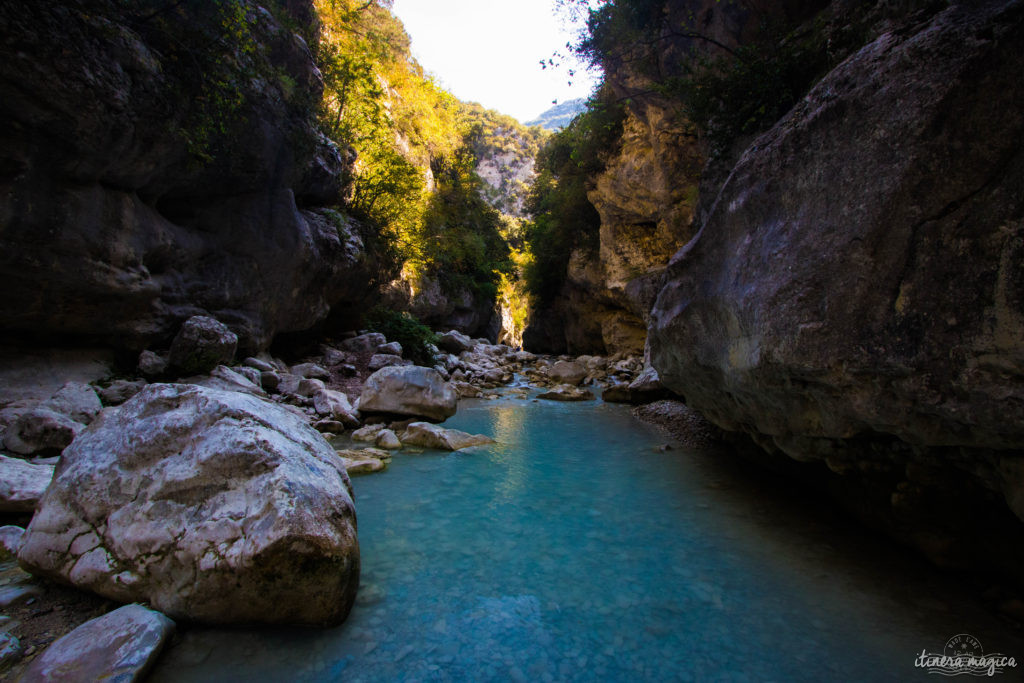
[[150, 394, 1022, 682]]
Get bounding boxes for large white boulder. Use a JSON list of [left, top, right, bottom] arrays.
[[17, 384, 360, 626], [358, 366, 457, 422]]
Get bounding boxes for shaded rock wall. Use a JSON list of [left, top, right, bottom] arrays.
[[649, 0, 1024, 574], [0, 1, 374, 354]]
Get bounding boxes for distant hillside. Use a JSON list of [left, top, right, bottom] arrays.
[[525, 98, 587, 131]]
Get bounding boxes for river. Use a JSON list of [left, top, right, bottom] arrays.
[[150, 391, 1022, 681]]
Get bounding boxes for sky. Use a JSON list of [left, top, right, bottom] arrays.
[[390, 0, 601, 123]]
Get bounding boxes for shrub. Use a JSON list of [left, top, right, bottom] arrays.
[[363, 306, 438, 366]]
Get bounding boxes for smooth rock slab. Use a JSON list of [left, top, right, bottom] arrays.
[[359, 366, 457, 422], [18, 604, 174, 682], [0, 456, 54, 513], [17, 384, 360, 626], [400, 422, 494, 451]]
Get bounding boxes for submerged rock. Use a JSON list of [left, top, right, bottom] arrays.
[[18, 384, 360, 626], [399, 422, 494, 451], [537, 385, 594, 402], [0, 456, 54, 513], [18, 604, 174, 682], [359, 366, 457, 422]]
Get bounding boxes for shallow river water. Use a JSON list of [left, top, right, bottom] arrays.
[[150, 392, 1022, 682]]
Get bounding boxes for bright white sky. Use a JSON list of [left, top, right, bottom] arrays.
[[390, 0, 601, 123]]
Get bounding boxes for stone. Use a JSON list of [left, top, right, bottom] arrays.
[[351, 424, 385, 443], [260, 371, 281, 392], [338, 364, 358, 377], [321, 347, 347, 366], [313, 389, 360, 427], [436, 330, 475, 354], [334, 450, 389, 475], [375, 429, 402, 450], [18, 604, 174, 682], [368, 354, 408, 371], [625, 366, 672, 404], [454, 382, 483, 398], [547, 360, 587, 386], [243, 357, 275, 373], [167, 316, 238, 376], [313, 420, 348, 435], [399, 422, 494, 451], [233, 366, 262, 387], [601, 384, 634, 404], [18, 384, 360, 626], [3, 408, 84, 456], [0, 527, 24, 556], [43, 382, 103, 425], [376, 341, 403, 356], [274, 373, 302, 397], [291, 363, 330, 380], [138, 351, 167, 378], [184, 365, 267, 398], [0, 456, 54, 513], [537, 385, 594, 402], [359, 366, 457, 422], [340, 333, 387, 353], [97, 380, 148, 406], [299, 378, 327, 397]]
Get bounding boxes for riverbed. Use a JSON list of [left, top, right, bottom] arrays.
[[150, 393, 1022, 681]]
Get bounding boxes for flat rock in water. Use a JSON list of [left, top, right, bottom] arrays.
[[0, 456, 54, 512], [375, 429, 402, 450], [359, 366, 457, 422], [537, 385, 594, 402], [400, 422, 494, 451], [18, 604, 174, 682], [17, 384, 359, 626], [335, 450, 388, 475]]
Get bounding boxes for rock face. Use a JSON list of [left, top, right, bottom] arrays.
[[0, 2, 374, 353], [18, 604, 174, 682], [18, 384, 360, 626], [649, 2, 1024, 569], [359, 366, 457, 422]]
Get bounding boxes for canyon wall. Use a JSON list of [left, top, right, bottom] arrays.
[[644, 0, 1024, 573], [0, 1, 377, 354]]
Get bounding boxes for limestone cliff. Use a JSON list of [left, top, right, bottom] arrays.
[[0, 0, 376, 354], [648, 0, 1024, 575]]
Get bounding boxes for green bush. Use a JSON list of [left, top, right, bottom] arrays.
[[363, 307, 438, 366]]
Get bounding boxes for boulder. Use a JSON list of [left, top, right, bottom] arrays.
[[137, 351, 168, 378], [601, 383, 634, 404], [97, 380, 148, 406], [298, 378, 327, 397], [0, 526, 25, 555], [436, 330, 475, 354], [2, 408, 84, 456], [43, 382, 103, 425], [17, 384, 360, 626], [359, 366, 457, 422], [167, 316, 238, 376], [399, 422, 494, 451], [321, 347, 347, 366], [340, 333, 387, 353], [18, 604, 174, 682], [376, 341, 403, 357], [313, 389, 360, 427], [0, 456, 54, 512], [243, 357, 275, 373], [375, 429, 402, 450], [537, 385, 594, 402], [351, 424, 385, 443], [233, 366, 263, 387], [547, 360, 587, 386]]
